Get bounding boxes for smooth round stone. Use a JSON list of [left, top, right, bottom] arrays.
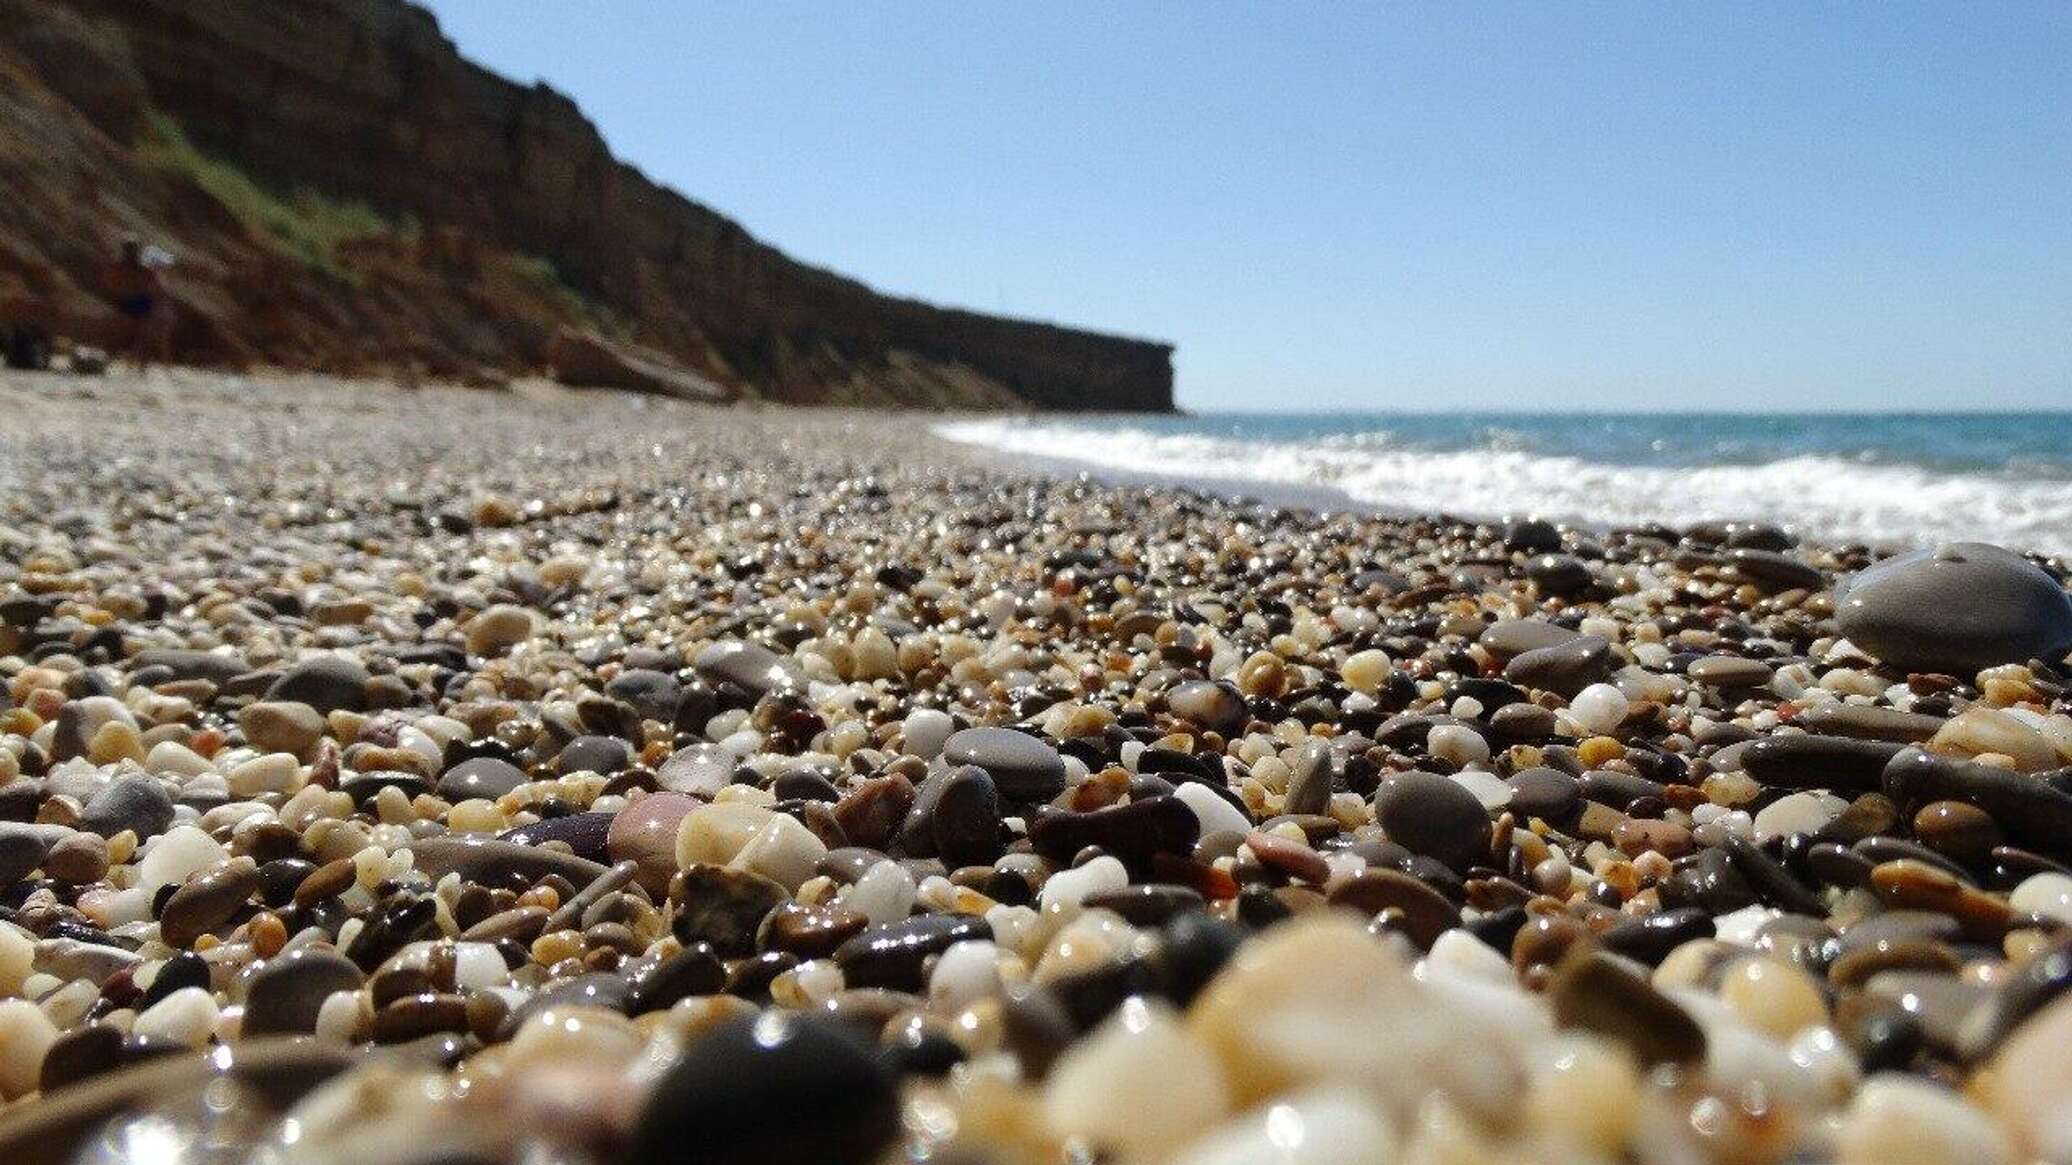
[[38, 1023, 125, 1095], [693, 639, 806, 697], [2010, 872, 2072, 925], [499, 811, 614, 864], [1835, 542, 2072, 674], [264, 654, 372, 714], [237, 700, 325, 756], [1027, 795, 1199, 873], [942, 727, 1067, 801], [1837, 1075, 2015, 1165], [555, 734, 631, 777], [1372, 770, 1489, 872], [0, 998, 59, 1099], [630, 1013, 899, 1165], [1566, 683, 1629, 736], [1506, 767, 1581, 821], [1752, 791, 1848, 842], [159, 861, 260, 947], [1504, 634, 1612, 698], [1796, 704, 1948, 744], [133, 986, 218, 1047], [1174, 782, 1251, 838], [436, 756, 529, 802], [1990, 992, 2072, 1160], [901, 708, 955, 758], [1913, 800, 2002, 865], [1282, 740, 1334, 817], [608, 791, 700, 895], [1727, 547, 1824, 591], [657, 742, 737, 796], [242, 948, 366, 1036], [1687, 655, 1774, 688], [836, 914, 991, 991], [1166, 680, 1247, 735], [1325, 868, 1459, 949], [406, 836, 608, 885], [77, 773, 175, 840], [137, 825, 229, 892], [605, 668, 680, 721], [339, 769, 431, 807], [1527, 554, 1594, 596], [464, 604, 537, 656], [1883, 748, 2072, 861], [921, 765, 1002, 868], [1719, 955, 1827, 1040], [1042, 997, 1230, 1161], [1739, 734, 1905, 793], [1480, 618, 1581, 659], [0, 827, 51, 887], [1548, 952, 1706, 1067], [627, 943, 727, 1014], [130, 649, 252, 684]]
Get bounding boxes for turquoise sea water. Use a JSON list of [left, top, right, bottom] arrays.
[[935, 412, 2072, 556]]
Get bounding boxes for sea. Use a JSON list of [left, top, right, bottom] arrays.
[[934, 412, 2072, 559]]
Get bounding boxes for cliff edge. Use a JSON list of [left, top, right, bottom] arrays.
[[0, 0, 1175, 410]]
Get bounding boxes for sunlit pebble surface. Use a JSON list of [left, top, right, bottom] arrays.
[[3, 369, 2072, 1164]]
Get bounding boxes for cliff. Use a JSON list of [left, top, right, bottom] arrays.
[[0, 0, 1175, 410]]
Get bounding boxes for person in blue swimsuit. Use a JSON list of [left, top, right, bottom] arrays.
[[106, 236, 172, 368]]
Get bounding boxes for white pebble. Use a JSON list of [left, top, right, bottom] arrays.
[[1835, 1075, 2013, 1165], [1427, 724, 1489, 768], [929, 940, 1004, 1013], [1169, 1085, 1396, 1165], [1042, 997, 1230, 1160], [1174, 782, 1251, 838], [1752, 791, 1846, 842], [0, 999, 57, 1098], [133, 985, 220, 1048], [1567, 684, 1629, 736], [2010, 872, 2072, 925], [903, 709, 955, 759], [137, 825, 229, 892], [842, 860, 917, 926], [1040, 856, 1129, 914]]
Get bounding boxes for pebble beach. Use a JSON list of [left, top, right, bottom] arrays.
[[5, 368, 2072, 1164]]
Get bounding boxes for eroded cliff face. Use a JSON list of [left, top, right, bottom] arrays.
[[0, 0, 1174, 410]]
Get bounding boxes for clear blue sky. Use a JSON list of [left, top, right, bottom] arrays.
[[422, 2, 2071, 412]]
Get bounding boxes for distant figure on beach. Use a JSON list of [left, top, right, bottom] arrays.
[[106, 235, 174, 368]]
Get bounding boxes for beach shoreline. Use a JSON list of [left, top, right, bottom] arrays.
[[5, 367, 2072, 1163]]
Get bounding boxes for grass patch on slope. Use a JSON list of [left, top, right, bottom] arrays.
[[139, 111, 408, 278]]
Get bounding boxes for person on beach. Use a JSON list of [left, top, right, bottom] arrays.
[[105, 235, 174, 368]]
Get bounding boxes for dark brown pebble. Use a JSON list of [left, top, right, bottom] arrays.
[[159, 863, 260, 948], [372, 992, 469, 1043], [1325, 868, 1459, 949], [1082, 884, 1206, 927], [831, 775, 916, 851], [1884, 748, 2072, 862], [671, 864, 789, 958], [1028, 795, 1200, 874], [627, 943, 727, 1014], [1549, 951, 1707, 1066], [38, 1023, 125, 1095], [942, 727, 1067, 802], [1503, 634, 1611, 697], [1741, 735, 1905, 792], [759, 902, 870, 959], [834, 914, 991, 992]]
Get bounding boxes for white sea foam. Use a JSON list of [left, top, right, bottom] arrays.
[[934, 418, 2072, 558]]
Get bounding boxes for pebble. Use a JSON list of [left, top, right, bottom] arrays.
[[464, 603, 537, 656], [265, 654, 372, 714], [435, 755, 529, 802], [1504, 634, 1612, 698], [631, 1014, 899, 1165], [1043, 997, 1230, 1160], [159, 860, 261, 947], [1834, 541, 2072, 673], [77, 772, 175, 840], [242, 948, 367, 1036], [1373, 770, 1490, 871], [942, 727, 1068, 801], [238, 700, 325, 756]]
